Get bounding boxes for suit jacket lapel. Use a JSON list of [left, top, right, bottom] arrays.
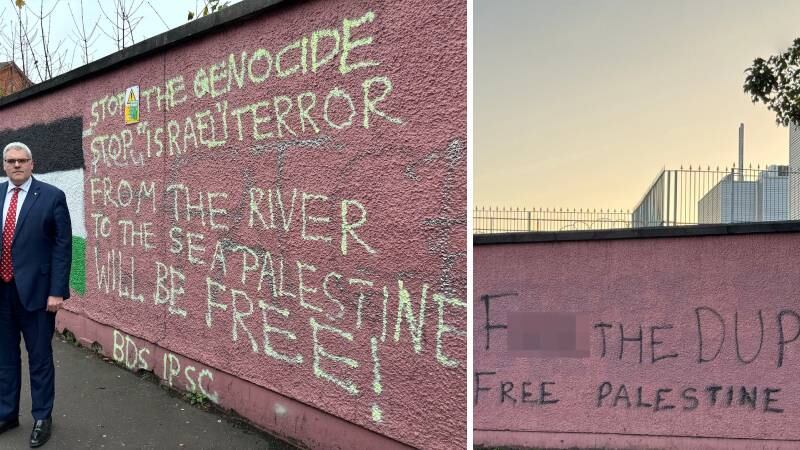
[[14, 178, 39, 241], [0, 182, 7, 220], [0, 181, 8, 252]]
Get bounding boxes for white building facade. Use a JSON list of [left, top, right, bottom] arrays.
[[790, 123, 800, 219]]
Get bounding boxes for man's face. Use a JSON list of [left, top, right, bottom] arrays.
[[4, 148, 33, 186]]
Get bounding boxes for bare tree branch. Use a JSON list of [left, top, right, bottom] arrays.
[[8, 0, 43, 81], [145, 0, 169, 31]]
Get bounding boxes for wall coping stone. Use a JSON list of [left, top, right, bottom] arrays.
[[473, 220, 800, 245]]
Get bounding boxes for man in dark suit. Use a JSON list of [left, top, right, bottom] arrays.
[[0, 142, 71, 448]]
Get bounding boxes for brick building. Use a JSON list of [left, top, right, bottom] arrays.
[[0, 61, 32, 97]]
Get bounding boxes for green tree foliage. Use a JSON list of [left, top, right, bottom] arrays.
[[744, 38, 800, 126]]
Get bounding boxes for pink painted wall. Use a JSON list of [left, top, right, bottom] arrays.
[[474, 232, 800, 449], [0, 1, 466, 449]]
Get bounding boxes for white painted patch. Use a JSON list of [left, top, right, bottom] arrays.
[[274, 404, 287, 416], [1, 169, 86, 238]]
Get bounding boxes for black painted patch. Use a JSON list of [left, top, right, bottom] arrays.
[[0, 116, 83, 172]]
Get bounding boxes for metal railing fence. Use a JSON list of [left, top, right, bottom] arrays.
[[474, 207, 633, 233], [476, 165, 798, 234]]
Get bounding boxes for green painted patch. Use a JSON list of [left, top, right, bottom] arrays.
[[70, 236, 86, 295]]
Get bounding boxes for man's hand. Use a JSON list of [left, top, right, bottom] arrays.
[[46, 296, 64, 313]]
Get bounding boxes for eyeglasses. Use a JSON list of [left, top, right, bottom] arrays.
[[4, 159, 30, 165]]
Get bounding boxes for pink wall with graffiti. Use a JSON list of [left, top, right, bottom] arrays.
[[0, 1, 466, 448], [475, 231, 800, 449]]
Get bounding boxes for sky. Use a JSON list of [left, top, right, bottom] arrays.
[[475, 0, 800, 210], [0, 0, 241, 79]]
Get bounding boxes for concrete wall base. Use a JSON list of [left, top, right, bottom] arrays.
[[57, 310, 411, 450]]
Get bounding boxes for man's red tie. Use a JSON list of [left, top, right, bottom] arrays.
[[1, 187, 21, 282]]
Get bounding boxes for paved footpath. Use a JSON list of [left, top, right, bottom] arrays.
[[0, 334, 298, 449]]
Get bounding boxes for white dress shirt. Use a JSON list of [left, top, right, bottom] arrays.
[[2, 176, 32, 232]]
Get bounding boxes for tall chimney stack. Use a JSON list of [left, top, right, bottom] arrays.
[[739, 123, 744, 180]]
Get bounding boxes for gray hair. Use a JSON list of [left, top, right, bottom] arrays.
[[3, 142, 33, 160]]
